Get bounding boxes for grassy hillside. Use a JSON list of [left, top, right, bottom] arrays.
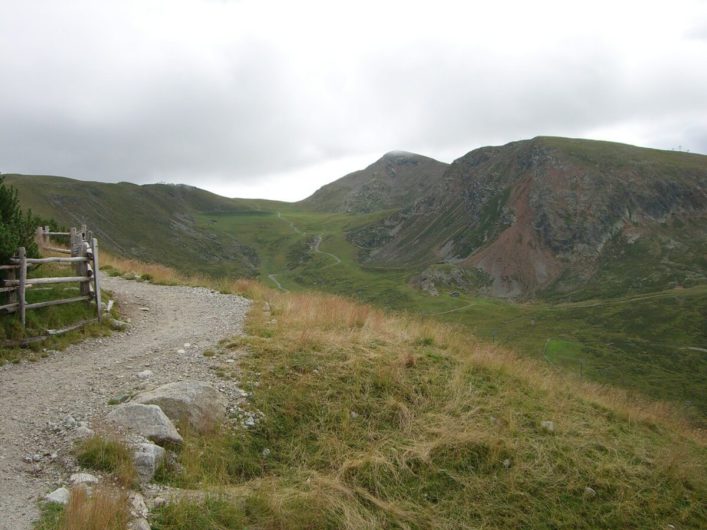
[[4, 174, 268, 278], [193, 206, 707, 420], [68, 257, 705, 529]]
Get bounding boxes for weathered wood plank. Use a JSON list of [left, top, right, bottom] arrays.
[[0, 286, 17, 293], [45, 232, 71, 236], [4, 276, 90, 286], [0, 264, 19, 270], [24, 295, 91, 311], [0, 302, 19, 313], [47, 318, 98, 336], [43, 246, 72, 255], [20, 257, 89, 264]]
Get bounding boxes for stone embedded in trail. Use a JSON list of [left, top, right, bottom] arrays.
[[133, 442, 166, 482], [45, 487, 70, 505], [74, 425, 95, 438], [110, 319, 128, 331], [129, 491, 149, 519], [133, 381, 227, 433], [70, 472, 99, 485], [106, 403, 183, 446]]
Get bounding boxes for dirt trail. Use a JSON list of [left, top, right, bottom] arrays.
[[0, 276, 250, 529], [312, 235, 342, 267], [266, 212, 342, 291]]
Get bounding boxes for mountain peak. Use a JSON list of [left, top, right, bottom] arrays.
[[381, 150, 418, 158], [300, 152, 449, 213]]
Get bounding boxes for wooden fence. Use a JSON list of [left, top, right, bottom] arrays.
[[0, 225, 102, 329]]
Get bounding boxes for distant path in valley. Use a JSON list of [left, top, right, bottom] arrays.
[[267, 273, 289, 293], [276, 211, 302, 234], [312, 234, 342, 267], [0, 276, 250, 529], [266, 212, 343, 291]]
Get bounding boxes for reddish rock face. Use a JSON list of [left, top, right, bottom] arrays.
[[349, 137, 707, 298]]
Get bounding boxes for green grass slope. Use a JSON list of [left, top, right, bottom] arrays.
[[198, 205, 707, 420], [4, 174, 268, 277]]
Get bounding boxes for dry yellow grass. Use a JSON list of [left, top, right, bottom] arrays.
[[101, 251, 266, 300], [102, 253, 704, 444], [55, 486, 129, 530], [268, 291, 704, 444]]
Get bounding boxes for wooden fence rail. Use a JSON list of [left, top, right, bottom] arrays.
[[0, 225, 102, 329]]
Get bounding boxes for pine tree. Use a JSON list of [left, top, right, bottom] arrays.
[[0, 176, 40, 262]]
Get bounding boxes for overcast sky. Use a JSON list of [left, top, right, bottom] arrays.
[[1, 0, 706, 201]]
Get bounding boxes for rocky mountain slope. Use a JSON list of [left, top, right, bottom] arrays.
[[347, 137, 707, 298], [299, 151, 448, 213]]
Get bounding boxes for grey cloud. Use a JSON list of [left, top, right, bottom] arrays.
[[0, 0, 705, 198]]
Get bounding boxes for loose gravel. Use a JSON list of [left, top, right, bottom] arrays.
[[0, 275, 250, 529]]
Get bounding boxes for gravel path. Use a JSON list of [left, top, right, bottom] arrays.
[[0, 276, 250, 529]]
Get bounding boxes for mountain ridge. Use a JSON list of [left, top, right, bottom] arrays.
[[347, 136, 707, 298]]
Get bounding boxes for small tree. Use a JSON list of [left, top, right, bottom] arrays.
[[0, 175, 40, 262]]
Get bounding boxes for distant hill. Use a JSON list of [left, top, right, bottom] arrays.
[[6, 137, 706, 300], [348, 137, 707, 298], [3, 174, 269, 277], [299, 151, 448, 213]]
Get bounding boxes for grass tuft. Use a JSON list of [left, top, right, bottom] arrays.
[[34, 486, 129, 530], [75, 435, 137, 488]]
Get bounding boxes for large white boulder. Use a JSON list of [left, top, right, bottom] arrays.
[[106, 403, 182, 446], [133, 381, 227, 433]]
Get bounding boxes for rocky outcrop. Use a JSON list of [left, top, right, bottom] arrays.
[[132, 381, 227, 433], [106, 404, 183, 445]]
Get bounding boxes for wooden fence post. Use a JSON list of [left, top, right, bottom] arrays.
[[35, 227, 44, 249], [18, 247, 26, 327], [79, 241, 90, 298], [5, 265, 17, 306], [91, 238, 102, 322], [70, 227, 78, 257]]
